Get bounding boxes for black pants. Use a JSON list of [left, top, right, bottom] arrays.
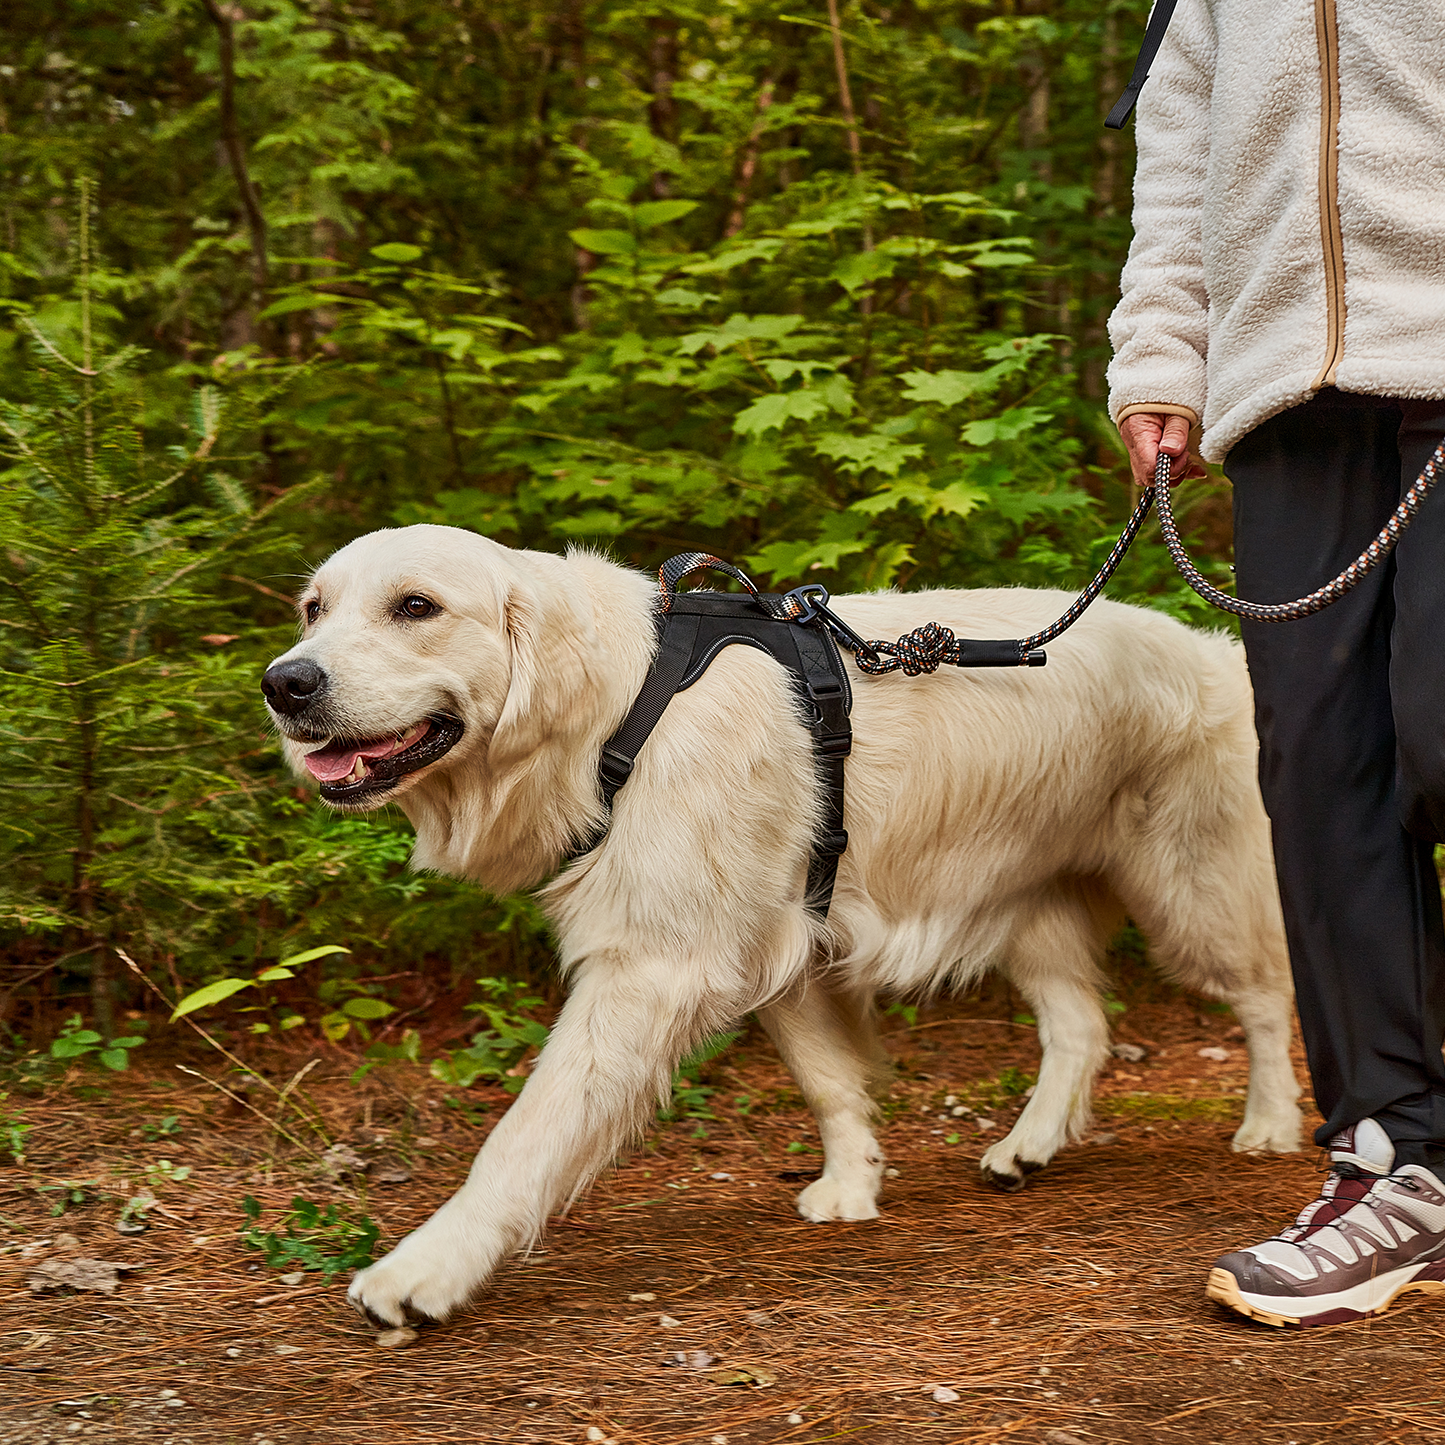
[[1227, 391, 1445, 1169]]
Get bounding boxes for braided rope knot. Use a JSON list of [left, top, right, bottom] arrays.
[[855, 620, 958, 676]]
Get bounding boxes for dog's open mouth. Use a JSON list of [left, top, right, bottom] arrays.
[[302, 714, 464, 803]]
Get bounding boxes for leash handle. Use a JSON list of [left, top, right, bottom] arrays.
[[1151, 437, 1445, 621]]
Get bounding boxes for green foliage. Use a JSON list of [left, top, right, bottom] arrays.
[[0, 0, 1244, 1033], [662, 1030, 744, 1122], [48, 1015, 145, 1072], [239, 1194, 380, 1279], [429, 977, 550, 1091], [171, 947, 352, 1020], [994, 1066, 1036, 1098], [0, 1096, 30, 1165]]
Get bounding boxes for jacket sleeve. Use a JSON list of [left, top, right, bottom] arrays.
[[1106, 0, 1218, 429]]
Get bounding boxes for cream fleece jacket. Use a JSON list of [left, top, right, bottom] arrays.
[[1106, 0, 1445, 462]]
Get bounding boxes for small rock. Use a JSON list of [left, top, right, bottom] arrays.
[[667, 1348, 718, 1370], [943, 1095, 958, 1107], [975, 1118, 996, 1131], [1089, 1132, 1118, 1147], [320, 1143, 369, 1177], [157, 1391, 178, 1400], [27, 1258, 134, 1295], [709, 1172, 734, 1181], [786, 1414, 804, 1425], [1111, 1042, 1147, 1063], [1038, 1365, 1052, 1375], [628, 1292, 656, 1302], [1197, 1046, 1230, 1062], [930, 1385, 960, 1404], [414, 1136, 438, 1147], [278, 1272, 305, 1286], [273, 1344, 302, 1356], [658, 1314, 681, 1328], [376, 1328, 418, 1350], [585, 1430, 607, 1443], [374, 1164, 412, 1184], [1045, 1433, 1089, 1445], [711, 1436, 728, 1444], [951, 1105, 971, 1118], [884, 1167, 900, 1178], [52, 1234, 81, 1252], [225, 1347, 242, 1359], [744, 1310, 773, 1326]]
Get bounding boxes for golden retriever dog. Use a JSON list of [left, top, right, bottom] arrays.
[[261, 524, 1302, 1327]]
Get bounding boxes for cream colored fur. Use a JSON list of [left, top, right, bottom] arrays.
[[263, 524, 1303, 1329], [1106, 0, 1445, 460]]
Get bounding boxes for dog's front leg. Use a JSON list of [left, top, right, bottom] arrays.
[[758, 982, 887, 1222], [348, 955, 713, 1327]]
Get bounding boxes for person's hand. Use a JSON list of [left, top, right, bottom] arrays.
[[1119, 411, 1207, 489]]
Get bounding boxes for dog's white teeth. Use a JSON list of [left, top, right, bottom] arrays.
[[400, 723, 424, 745], [349, 758, 368, 783]]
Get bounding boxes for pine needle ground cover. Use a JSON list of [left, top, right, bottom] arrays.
[[4, 980, 1442, 1445]]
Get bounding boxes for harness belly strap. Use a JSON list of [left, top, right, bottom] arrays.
[[569, 584, 853, 918]]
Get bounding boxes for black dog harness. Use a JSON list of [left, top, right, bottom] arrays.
[[571, 554, 856, 916]]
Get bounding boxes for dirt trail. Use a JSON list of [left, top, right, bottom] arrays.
[[4, 987, 1444, 1445]]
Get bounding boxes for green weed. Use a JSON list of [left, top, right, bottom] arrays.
[[239, 1196, 380, 1280], [429, 977, 549, 1092], [49, 1016, 144, 1072]]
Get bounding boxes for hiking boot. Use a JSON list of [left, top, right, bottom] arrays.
[[1207, 1121, 1445, 1327]]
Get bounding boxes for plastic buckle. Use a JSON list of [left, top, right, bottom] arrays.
[[816, 730, 852, 757], [818, 830, 849, 855], [598, 748, 634, 789]]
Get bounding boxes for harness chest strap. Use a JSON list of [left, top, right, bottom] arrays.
[[569, 587, 853, 918]]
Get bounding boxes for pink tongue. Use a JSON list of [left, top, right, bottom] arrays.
[[303, 734, 404, 783]]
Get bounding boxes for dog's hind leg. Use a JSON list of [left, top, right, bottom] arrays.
[[758, 980, 888, 1222], [1109, 761, 1303, 1155], [979, 886, 1114, 1191]]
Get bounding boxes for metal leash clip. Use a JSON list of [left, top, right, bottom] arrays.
[[780, 583, 883, 669]]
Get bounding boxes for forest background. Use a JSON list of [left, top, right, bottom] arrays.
[[0, 0, 1231, 1066]]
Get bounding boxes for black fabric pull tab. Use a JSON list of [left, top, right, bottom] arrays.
[[1104, 0, 1181, 129]]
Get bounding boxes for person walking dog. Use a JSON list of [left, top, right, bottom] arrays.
[[1108, 0, 1445, 1327]]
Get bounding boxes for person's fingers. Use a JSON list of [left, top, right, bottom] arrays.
[[1120, 412, 1206, 487], [1119, 412, 1163, 490], [1158, 414, 1191, 458]]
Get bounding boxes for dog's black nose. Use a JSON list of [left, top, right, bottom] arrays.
[[261, 658, 327, 716]]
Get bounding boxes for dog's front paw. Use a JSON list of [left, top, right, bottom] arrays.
[[348, 1232, 478, 1327], [795, 1172, 881, 1223]]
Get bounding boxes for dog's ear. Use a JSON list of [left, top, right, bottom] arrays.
[[489, 572, 599, 767]]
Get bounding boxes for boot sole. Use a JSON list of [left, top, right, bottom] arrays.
[[1206, 1265, 1445, 1328]]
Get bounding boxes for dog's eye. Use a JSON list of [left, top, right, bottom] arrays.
[[399, 594, 437, 620], [304, 599, 320, 625]]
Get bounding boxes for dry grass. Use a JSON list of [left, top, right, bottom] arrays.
[[5, 983, 1445, 1445]]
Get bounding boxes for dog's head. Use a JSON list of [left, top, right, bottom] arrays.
[[262, 525, 607, 815]]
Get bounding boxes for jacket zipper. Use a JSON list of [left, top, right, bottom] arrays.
[[1312, 0, 1346, 388]]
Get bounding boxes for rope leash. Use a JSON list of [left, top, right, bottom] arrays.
[[1151, 437, 1445, 621], [845, 431, 1445, 671]]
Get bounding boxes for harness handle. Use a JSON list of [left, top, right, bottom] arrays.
[[659, 553, 766, 612]]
